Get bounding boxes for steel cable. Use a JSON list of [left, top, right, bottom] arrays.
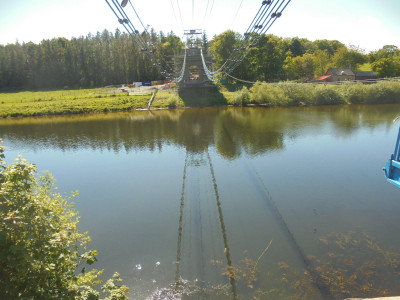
[[212, 0, 291, 76]]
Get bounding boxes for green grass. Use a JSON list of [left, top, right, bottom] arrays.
[[2, 81, 400, 118], [151, 90, 184, 108], [0, 88, 151, 118], [358, 63, 373, 71]]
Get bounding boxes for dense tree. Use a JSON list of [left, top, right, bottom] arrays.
[[312, 49, 331, 77], [369, 45, 400, 62], [312, 39, 345, 56], [0, 28, 397, 89], [247, 34, 287, 82], [368, 45, 400, 78], [0, 29, 181, 89], [372, 57, 400, 78], [209, 30, 241, 69], [331, 46, 366, 70], [288, 37, 306, 57], [292, 53, 315, 79]]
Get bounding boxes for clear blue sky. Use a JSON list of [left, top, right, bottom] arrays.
[[0, 0, 399, 53]]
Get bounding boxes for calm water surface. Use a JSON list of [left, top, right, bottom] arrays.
[[1, 105, 400, 299]]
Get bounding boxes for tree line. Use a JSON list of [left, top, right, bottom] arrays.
[[0, 28, 399, 90], [0, 29, 183, 89], [209, 30, 400, 82]]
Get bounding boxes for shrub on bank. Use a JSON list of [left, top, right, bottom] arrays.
[[364, 81, 400, 104], [232, 86, 250, 106], [277, 83, 313, 106], [249, 82, 289, 106], [226, 80, 400, 107], [338, 81, 400, 104], [312, 85, 346, 105], [339, 83, 366, 104]]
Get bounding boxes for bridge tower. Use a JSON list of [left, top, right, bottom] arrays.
[[175, 47, 214, 89]]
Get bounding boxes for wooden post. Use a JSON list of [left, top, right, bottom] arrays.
[[147, 89, 158, 110]]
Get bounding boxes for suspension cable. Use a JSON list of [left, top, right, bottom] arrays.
[[202, 0, 210, 29], [176, 0, 185, 32], [230, 0, 245, 28], [227, 0, 291, 73], [201, 48, 215, 81], [128, 0, 149, 35], [225, 73, 258, 84], [170, 0, 183, 34], [176, 49, 187, 82], [213, 0, 271, 73], [211, 0, 292, 76], [220, 0, 282, 73], [105, 0, 178, 78]]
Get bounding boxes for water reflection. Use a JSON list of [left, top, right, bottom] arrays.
[[0, 105, 397, 158], [1, 105, 400, 299]]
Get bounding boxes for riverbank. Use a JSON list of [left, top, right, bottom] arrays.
[[1, 81, 400, 118], [222, 80, 400, 106]]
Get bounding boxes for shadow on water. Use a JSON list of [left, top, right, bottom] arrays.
[[173, 149, 238, 299], [219, 115, 333, 299], [242, 161, 334, 300], [178, 86, 227, 107]]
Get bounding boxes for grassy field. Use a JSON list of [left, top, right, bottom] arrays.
[[0, 89, 151, 117], [1, 80, 400, 118], [0, 88, 188, 118]]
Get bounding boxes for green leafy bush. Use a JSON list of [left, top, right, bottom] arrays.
[[339, 83, 366, 104], [312, 86, 346, 105], [0, 141, 128, 299], [364, 81, 400, 104], [277, 83, 313, 105], [232, 86, 250, 106], [249, 82, 289, 106], [338, 81, 400, 104]]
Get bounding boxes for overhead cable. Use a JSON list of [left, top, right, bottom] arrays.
[[226, 0, 291, 73], [105, 0, 176, 77], [210, 0, 291, 76], [230, 0, 245, 28], [169, 0, 183, 34], [129, 0, 149, 35]]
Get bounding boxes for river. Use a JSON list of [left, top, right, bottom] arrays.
[[1, 105, 400, 299]]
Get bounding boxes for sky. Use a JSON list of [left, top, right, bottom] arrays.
[[0, 0, 399, 53]]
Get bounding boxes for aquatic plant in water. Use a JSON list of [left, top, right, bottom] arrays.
[[309, 231, 400, 298], [145, 230, 400, 299], [256, 230, 400, 299]]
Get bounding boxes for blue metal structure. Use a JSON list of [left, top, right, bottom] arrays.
[[383, 126, 400, 188]]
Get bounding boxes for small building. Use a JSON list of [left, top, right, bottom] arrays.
[[314, 75, 332, 83], [355, 71, 377, 81], [315, 68, 377, 83], [327, 68, 355, 82]]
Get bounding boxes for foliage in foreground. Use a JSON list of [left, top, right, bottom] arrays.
[[0, 141, 129, 299]]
